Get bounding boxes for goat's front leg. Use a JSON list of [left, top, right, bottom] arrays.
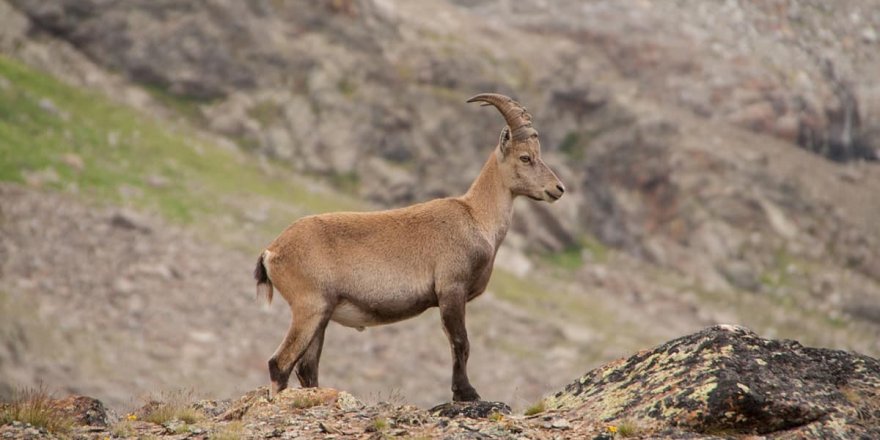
[[438, 294, 481, 402]]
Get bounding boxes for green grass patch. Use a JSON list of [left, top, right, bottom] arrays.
[[558, 131, 584, 160], [110, 420, 136, 437], [142, 83, 214, 124], [247, 100, 284, 126], [328, 170, 361, 195], [616, 419, 641, 437], [581, 234, 610, 263], [523, 399, 545, 416], [211, 421, 244, 440], [140, 390, 204, 425], [370, 417, 388, 432], [337, 77, 358, 97], [0, 386, 73, 434], [0, 54, 360, 248], [541, 235, 610, 271], [542, 246, 584, 271], [488, 269, 616, 331]]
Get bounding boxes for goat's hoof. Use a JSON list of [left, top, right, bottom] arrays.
[[452, 389, 482, 402], [269, 382, 287, 400]]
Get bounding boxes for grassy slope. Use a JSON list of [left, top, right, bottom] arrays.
[[0, 55, 359, 251]]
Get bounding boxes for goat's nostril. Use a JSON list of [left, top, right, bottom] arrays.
[[556, 184, 565, 194]]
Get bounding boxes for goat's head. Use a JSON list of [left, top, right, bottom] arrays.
[[467, 93, 565, 203]]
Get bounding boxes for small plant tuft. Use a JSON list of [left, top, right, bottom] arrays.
[[141, 390, 204, 425], [370, 417, 388, 432], [617, 419, 641, 437], [523, 400, 546, 416], [0, 386, 73, 434], [210, 421, 244, 440], [488, 411, 504, 422], [110, 420, 136, 437]]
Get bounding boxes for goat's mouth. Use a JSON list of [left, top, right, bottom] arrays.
[[544, 190, 562, 202]]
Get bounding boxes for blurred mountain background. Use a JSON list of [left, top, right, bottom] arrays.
[[0, 0, 878, 411]]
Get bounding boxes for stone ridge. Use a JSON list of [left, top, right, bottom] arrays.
[[547, 324, 880, 438], [2, 326, 878, 439]]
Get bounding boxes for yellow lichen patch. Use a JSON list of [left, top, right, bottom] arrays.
[[688, 381, 719, 403]]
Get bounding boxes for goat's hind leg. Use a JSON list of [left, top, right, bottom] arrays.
[[294, 321, 328, 388], [268, 320, 297, 395], [268, 299, 330, 398]]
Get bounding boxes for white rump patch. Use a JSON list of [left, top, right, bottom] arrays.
[[262, 250, 274, 279]]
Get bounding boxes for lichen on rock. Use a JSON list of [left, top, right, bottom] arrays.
[[547, 324, 880, 438]]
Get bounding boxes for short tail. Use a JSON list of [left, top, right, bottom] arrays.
[[254, 251, 274, 304]]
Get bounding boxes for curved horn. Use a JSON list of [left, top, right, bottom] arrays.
[[466, 93, 537, 141]]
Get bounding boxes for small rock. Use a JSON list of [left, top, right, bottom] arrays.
[[38, 97, 69, 120], [720, 260, 760, 292], [318, 421, 339, 434], [193, 399, 231, 417], [335, 391, 364, 411], [22, 167, 60, 187], [729, 101, 775, 129], [61, 153, 85, 172], [862, 27, 877, 44], [163, 419, 185, 433], [549, 418, 571, 430], [113, 277, 136, 294], [109, 209, 152, 232], [244, 206, 269, 224], [51, 395, 110, 427], [430, 401, 511, 419], [145, 174, 170, 188], [839, 167, 862, 183], [107, 131, 120, 147]]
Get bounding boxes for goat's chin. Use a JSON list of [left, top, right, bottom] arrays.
[[542, 191, 562, 203]]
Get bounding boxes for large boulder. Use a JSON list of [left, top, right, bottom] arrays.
[[547, 325, 880, 438]]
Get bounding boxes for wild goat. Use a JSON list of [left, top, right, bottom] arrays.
[[254, 93, 565, 401]]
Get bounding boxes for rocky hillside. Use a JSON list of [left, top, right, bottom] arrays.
[[5, 0, 879, 295], [1, 0, 880, 419], [2, 326, 877, 439]]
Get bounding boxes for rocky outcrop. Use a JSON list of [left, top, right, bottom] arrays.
[[461, 0, 880, 163], [548, 325, 880, 438], [2, 326, 877, 439]]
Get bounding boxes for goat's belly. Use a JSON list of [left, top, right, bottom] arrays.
[[330, 298, 431, 330], [331, 302, 383, 329]]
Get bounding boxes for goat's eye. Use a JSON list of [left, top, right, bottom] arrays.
[[519, 155, 531, 164]]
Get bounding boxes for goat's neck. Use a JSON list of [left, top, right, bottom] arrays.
[[461, 152, 514, 250]]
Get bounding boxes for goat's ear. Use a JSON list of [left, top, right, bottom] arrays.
[[498, 126, 511, 155]]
